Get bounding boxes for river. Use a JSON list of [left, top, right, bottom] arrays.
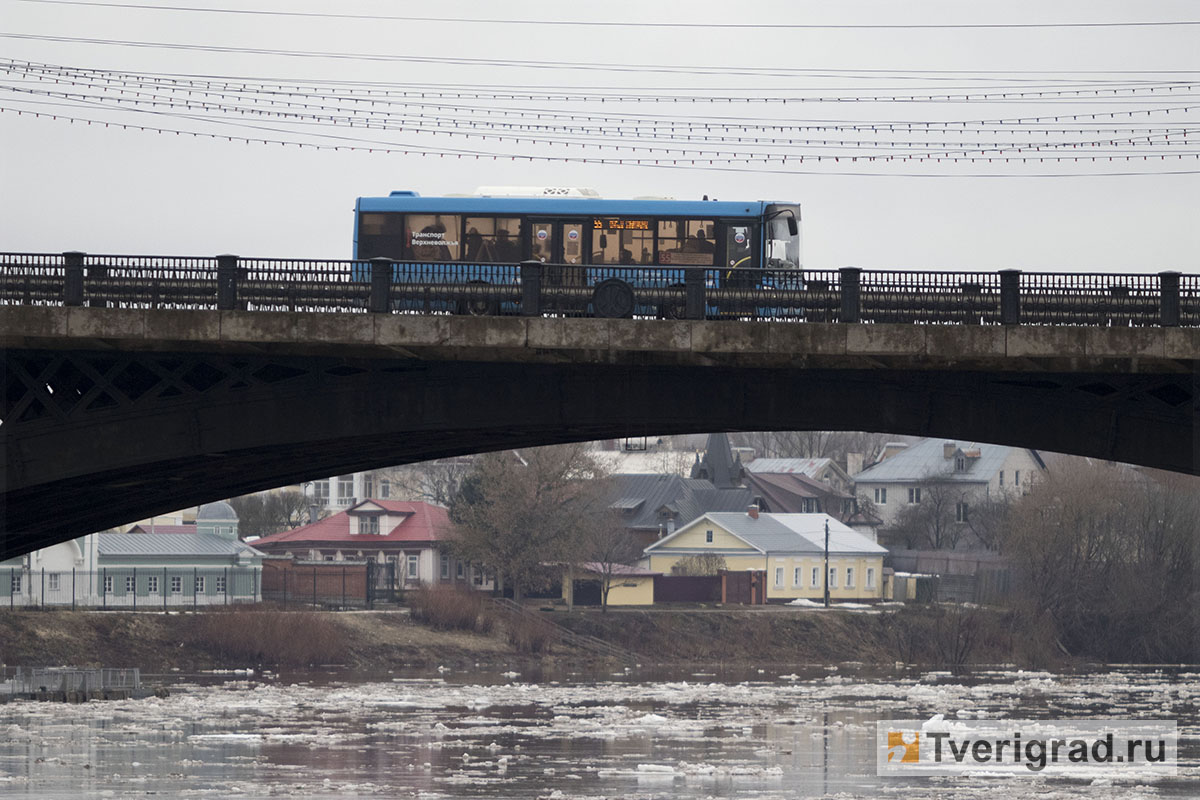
[[0, 663, 1196, 798]]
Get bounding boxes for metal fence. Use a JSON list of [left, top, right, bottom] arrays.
[[2, 568, 261, 609], [0, 252, 1191, 327], [1, 667, 140, 696]]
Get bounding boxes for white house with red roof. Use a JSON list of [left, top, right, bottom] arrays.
[[251, 500, 492, 590]]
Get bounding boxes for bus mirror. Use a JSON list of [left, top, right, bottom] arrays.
[[599, 234, 608, 249], [787, 217, 798, 237]]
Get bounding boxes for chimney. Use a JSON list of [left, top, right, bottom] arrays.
[[846, 452, 863, 476], [747, 505, 759, 520], [943, 442, 957, 459]]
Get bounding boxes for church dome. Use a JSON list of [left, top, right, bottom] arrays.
[[197, 500, 238, 522]]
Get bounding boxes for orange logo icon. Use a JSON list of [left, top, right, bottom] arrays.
[[887, 731, 920, 764]]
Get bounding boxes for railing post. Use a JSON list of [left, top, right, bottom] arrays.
[[193, 567, 198, 610], [1159, 271, 1181, 327], [102, 567, 107, 610], [520, 260, 542, 317], [369, 257, 392, 314], [163, 567, 168, 611], [63, 251, 85, 307], [132, 567, 136, 610], [839, 267, 861, 323], [685, 268, 706, 320], [216, 254, 239, 311], [999, 269, 1022, 325], [224, 567, 229, 605]]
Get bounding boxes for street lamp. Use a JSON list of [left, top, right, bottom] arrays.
[[823, 518, 830, 608]]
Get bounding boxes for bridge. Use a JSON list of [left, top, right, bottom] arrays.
[[1, 252, 1197, 560]]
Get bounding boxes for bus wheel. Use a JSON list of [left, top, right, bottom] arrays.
[[592, 278, 635, 318], [458, 281, 496, 316]]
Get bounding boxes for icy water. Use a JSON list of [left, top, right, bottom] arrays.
[[0, 664, 1196, 799]]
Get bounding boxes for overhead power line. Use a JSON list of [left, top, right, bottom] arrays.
[[14, 0, 1200, 29]]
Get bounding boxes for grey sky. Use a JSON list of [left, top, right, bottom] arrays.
[[2, 0, 1197, 273]]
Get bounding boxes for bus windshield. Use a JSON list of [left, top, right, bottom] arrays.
[[764, 204, 801, 269]]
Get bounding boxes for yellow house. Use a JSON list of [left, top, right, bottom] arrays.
[[561, 562, 658, 607], [644, 510, 888, 603]]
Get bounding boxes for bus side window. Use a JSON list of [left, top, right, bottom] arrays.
[[464, 217, 522, 262], [658, 219, 715, 266], [407, 214, 461, 261]]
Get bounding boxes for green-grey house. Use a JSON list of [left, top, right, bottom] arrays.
[[3, 502, 264, 607]]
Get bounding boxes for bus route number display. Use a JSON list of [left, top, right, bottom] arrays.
[[594, 219, 650, 231]]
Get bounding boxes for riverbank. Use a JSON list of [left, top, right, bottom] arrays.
[[0, 603, 1068, 672]]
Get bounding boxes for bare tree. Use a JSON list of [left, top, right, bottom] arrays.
[[228, 490, 312, 539], [891, 477, 971, 550], [449, 444, 613, 603], [1004, 460, 1199, 662], [380, 459, 472, 506], [576, 522, 645, 613], [672, 553, 728, 576]]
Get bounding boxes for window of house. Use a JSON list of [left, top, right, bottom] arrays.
[[441, 554, 450, 580], [194, 576, 205, 593], [456, 561, 465, 579], [103, 575, 112, 594], [999, 471, 1004, 487], [908, 487, 921, 504], [705, 530, 713, 543], [147, 575, 159, 594], [363, 475, 376, 499], [811, 567, 819, 587], [793, 567, 802, 587], [325, 555, 335, 561], [337, 475, 354, 506], [215, 575, 227, 593], [1015, 470, 1020, 486], [312, 480, 330, 503], [11, 573, 21, 593], [408, 214, 461, 261], [866, 568, 876, 590], [361, 515, 380, 535], [846, 568, 855, 589], [874, 487, 887, 505], [125, 576, 135, 593], [955, 456, 966, 472], [956, 502, 969, 523], [657, 219, 716, 266], [407, 555, 419, 579], [775, 567, 784, 587], [170, 576, 182, 594], [47, 574, 60, 591], [828, 568, 838, 589]]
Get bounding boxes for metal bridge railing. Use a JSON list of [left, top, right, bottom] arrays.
[[0, 252, 1190, 327]]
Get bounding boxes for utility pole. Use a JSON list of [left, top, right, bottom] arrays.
[[823, 519, 830, 608]]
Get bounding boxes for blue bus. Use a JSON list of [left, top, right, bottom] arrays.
[[353, 187, 801, 317]]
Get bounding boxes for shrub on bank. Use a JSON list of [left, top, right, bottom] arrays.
[[409, 585, 493, 634], [505, 613, 558, 654], [189, 607, 347, 667]]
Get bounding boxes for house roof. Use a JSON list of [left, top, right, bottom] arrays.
[[611, 474, 752, 532], [646, 512, 886, 556], [689, 432, 743, 489], [127, 524, 197, 534], [744, 457, 831, 476], [252, 500, 451, 547], [853, 438, 1044, 484], [577, 562, 661, 576], [98, 533, 262, 558]]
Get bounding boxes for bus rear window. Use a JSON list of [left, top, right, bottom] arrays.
[[358, 213, 407, 260]]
